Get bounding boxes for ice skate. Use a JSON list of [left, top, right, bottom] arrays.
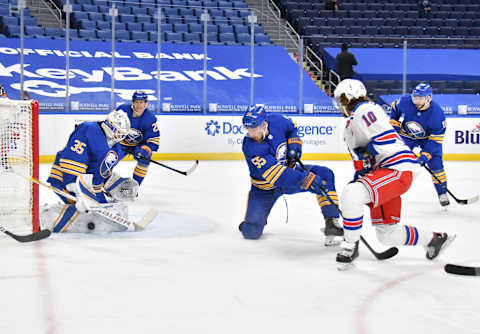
[[426, 232, 456, 260], [336, 240, 359, 270], [438, 193, 450, 207], [324, 217, 343, 246]]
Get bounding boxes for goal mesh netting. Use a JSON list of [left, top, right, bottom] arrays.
[[0, 99, 39, 235]]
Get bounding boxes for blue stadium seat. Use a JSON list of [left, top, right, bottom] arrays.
[[142, 22, 156, 32], [183, 16, 199, 25], [205, 31, 218, 42], [218, 24, 233, 34], [218, 1, 233, 8], [219, 32, 235, 43], [132, 7, 148, 16], [78, 29, 96, 40], [233, 24, 248, 35], [165, 31, 183, 42], [131, 31, 148, 41], [223, 9, 238, 18], [79, 20, 96, 30], [167, 16, 183, 24], [45, 27, 63, 38], [187, 0, 202, 8], [126, 22, 142, 31], [349, 26, 363, 36], [209, 8, 223, 17], [97, 21, 109, 30], [6, 24, 19, 37], [364, 26, 378, 35], [89, 13, 104, 21], [25, 25, 43, 36], [254, 33, 270, 44], [119, 14, 135, 23], [179, 8, 195, 16], [82, 4, 98, 12], [408, 26, 423, 36], [183, 32, 201, 43], [134, 15, 150, 23], [233, 1, 248, 9], [97, 30, 111, 40], [187, 23, 201, 33], [455, 27, 469, 37], [161, 23, 173, 32], [173, 23, 188, 33], [236, 33, 250, 44], [115, 30, 130, 40], [163, 8, 178, 16], [117, 7, 131, 15]]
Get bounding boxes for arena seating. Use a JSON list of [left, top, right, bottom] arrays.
[[0, 0, 271, 45]]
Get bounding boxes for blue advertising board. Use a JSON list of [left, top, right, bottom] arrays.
[[0, 38, 335, 113]]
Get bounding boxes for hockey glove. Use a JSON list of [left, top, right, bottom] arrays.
[[134, 145, 152, 161], [417, 151, 431, 166], [301, 172, 327, 195]]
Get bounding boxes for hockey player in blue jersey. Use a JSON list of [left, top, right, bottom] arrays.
[[44, 110, 139, 232], [115, 91, 160, 187], [390, 83, 450, 207], [238, 106, 343, 245]]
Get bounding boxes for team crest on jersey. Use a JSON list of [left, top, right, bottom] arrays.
[[276, 143, 287, 164], [100, 150, 119, 178], [122, 128, 143, 146], [404, 121, 426, 138]]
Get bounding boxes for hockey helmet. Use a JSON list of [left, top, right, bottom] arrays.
[[242, 105, 266, 129], [411, 83, 432, 98], [411, 83, 432, 110], [132, 91, 148, 101], [102, 110, 131, 146], [334, 79, 367, 102]]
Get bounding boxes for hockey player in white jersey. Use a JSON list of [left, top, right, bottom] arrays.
[[334, 79, 455, 267]]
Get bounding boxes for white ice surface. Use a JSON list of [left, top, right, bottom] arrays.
[[1, 160, 480, 334]]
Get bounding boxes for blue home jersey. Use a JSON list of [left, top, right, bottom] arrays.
[[389, 95, 446, 156], [48, 122, 121, 202], [116, 103, 160, 152], [242, 114, 307, 191]]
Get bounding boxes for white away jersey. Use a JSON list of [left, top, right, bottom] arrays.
[[344, 101, 420, 172]]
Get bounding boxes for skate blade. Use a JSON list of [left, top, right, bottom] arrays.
[[337, 262, 355, 271], [324, 236, 342, 247]]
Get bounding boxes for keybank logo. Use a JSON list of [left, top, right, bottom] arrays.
[[204, 120, 244, 136], [205, 120, 221, 136]]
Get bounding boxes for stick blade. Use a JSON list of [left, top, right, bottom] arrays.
[[445, 264, 480, 276], [185, 160, 199, 176], [6, 229, 51, 243], [134, 208, 159, 231], [377, 247, 399, 260]]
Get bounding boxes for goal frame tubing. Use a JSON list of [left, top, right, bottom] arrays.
[[31, 100, 39, 232]]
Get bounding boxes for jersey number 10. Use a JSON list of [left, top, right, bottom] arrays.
[[362, 111, 377, 127]]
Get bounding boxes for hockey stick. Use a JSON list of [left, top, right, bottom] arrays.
[[0, 224, 51, 243], [122, 148, 198, 176], [444, 264, 480, 276], [423, 165, 479, 205], [296, 159, 399, 260], [24, 175, 157, 232]]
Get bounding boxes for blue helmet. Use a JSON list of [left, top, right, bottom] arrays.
[[411, 83, 433, 98], [132, 91, 148, 101], [242, 105, 266, 128]]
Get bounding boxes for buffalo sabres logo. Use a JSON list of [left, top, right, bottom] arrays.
[[122, 128, 143, 146], [276, 143, 287, 164], [404, 121, 426, 138], [100, 150, 119, 178]]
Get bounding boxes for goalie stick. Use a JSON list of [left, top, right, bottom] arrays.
[[444, 264, 480, 276], [23, 175, 158, 232], [0, 224, 51, 243], [122, 148, 199, 176], [296, 159, 399, 261], [423, 165, 479, 205]]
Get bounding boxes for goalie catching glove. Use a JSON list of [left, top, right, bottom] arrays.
[[104, 173, 139, 202]]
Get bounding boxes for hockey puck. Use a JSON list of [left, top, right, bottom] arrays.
[[87, 222, 95, 230]]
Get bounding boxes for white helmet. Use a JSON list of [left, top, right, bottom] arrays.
[[102, 110, 131, 147], [334, 79, 367, 102]]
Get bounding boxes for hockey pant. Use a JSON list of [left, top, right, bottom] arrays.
[[40, 202, 129, 233], [341, 168, 433, 247], [240, 165, 339, 240], [403, 137, 447, 196]]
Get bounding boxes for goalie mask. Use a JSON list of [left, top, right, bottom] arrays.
[[104, 173, 139, 202], [102, 110, 131, 147]]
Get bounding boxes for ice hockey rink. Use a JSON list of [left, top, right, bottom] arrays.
[[1, 160, 480, 334]]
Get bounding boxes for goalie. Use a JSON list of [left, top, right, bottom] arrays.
[[44, 110, 140, 232]]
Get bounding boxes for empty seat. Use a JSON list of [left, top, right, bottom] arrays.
[[219, 32, 235, 43], [254, 33, 270, 44], [183, 32, 201, 43], [97, 30, 111, 40], [45, 27, 62, 38], [236, 33, 250, 44], [165, 31, 183, 42], [79, 20, 96, 30], [25, 25, 42, 36], [78, 29, 96, 39], [115, 30, 130, 40], [173, 23, 188, 33], [131, 31, 148, 41], [88, 13, 104, 21], [127, 22, 142, 31]]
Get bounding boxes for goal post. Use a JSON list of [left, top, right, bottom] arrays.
[[0, 99, 39, 234]]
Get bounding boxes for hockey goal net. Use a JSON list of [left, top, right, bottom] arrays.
[[0, 99, 39, 235]]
